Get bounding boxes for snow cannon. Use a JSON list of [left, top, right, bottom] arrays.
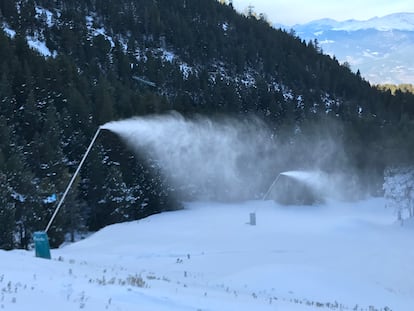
[[263, 171, 323, 205], [34, 127, 102, 259], [33, 231, 51, 259]]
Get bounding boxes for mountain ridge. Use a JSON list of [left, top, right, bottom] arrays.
[[288, 12, 414, 84], [292, 12, 414, 32]]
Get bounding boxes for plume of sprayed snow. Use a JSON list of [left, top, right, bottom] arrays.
[[101, 112, 365, 202], [101, 112, 276, 201], [280, 170, 361, 201]]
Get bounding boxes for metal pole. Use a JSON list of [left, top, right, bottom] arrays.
[[45, 127, 101, 233], [262, 173, 281, 200]]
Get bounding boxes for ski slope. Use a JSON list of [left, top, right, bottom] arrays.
[[1, 198, 413, 310]]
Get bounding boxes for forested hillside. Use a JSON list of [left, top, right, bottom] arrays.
[[1, 0, 413, 250]]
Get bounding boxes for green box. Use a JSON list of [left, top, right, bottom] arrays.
[[33, 231, 51, 259]]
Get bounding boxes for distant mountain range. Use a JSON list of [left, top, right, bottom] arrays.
[[286, 13, 414, 85]]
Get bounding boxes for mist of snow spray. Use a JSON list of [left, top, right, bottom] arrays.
[[101, 112, 275, 200]]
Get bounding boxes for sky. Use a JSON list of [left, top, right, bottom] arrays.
[[232, 0, 414, 25]]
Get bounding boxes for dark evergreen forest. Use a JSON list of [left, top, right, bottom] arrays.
[[1, 0, 413, 250]]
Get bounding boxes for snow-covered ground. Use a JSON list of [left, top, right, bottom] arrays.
[[1, 198, 413, 310]]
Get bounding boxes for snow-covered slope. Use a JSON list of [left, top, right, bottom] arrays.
[[2, 198, 413, 310]]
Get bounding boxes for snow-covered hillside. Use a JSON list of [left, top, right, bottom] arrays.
[[1, 198, 413, 310]]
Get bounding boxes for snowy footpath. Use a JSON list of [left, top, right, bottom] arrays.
[[1, 198, 413, 310]]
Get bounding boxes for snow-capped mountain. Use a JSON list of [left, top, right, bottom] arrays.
[[295, 13, 414, 32], [334, 13, 414, 31], [289, 13, 414, 85]]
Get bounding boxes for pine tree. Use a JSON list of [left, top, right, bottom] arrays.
[[101, 164, 136, 224], [0, 0, 18, 22], [93, 76, 115, 125], [384, 167, 414, 221], [82, 143, 109, 231], [0, 173, 15, 250], [6, 149, 38, 249]]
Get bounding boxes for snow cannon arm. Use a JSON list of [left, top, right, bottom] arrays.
[[45, 127, 101, 233]]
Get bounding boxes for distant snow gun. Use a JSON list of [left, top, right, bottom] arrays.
[[262, 170, 329, 205], [262, 173, 281, 201], [34, 127, 102, 259]]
